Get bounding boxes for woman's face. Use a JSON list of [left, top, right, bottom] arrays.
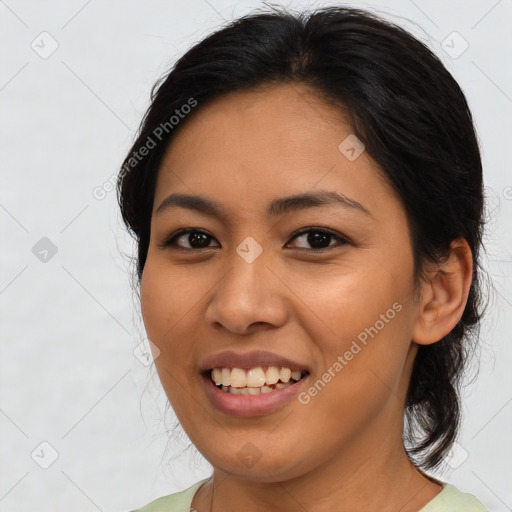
[[141, 83, 423, 480]]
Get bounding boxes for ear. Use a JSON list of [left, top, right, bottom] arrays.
[[412, 238, 473, 345]]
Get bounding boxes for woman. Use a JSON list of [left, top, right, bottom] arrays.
[[118, 5, 487, 511]]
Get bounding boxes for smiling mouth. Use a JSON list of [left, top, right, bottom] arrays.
[[208, 366, 309, 395]]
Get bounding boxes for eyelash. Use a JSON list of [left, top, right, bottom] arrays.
[[159, 227, 350, 252]]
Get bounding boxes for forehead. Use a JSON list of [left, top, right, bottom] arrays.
[[153, 83, 398, 222]]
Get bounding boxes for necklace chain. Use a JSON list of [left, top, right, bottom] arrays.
[[190, 476, 214, 512]]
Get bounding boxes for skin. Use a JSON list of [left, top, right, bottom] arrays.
[[140, 83, 473, 512]]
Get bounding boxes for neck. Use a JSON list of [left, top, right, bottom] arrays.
[[192, 415, 442, 512]]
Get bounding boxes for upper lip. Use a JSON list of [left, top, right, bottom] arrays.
[[200, 350, 310, 372]]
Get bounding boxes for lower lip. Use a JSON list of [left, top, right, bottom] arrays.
[[202, 373, 309, 417]]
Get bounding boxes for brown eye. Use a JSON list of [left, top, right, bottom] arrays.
[[160, 227, 349, 252], [287, 228, 349, 251], [160, 230, 219, 249]]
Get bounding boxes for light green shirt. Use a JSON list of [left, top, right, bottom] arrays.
[[130, 478, 487, 512]]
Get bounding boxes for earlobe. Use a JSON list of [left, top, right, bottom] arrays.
[[412, 238, 473, 346]]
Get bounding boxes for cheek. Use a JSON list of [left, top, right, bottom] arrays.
[[139, 267, 165, 342], [297, 315, 412, 447], [140, 257, 199, 341], [140, 262, 187, 373], [139, 257, 213, 382], [289, 259, 413, 409], [291, 262, 407, 346], [140, 263, 197, 410]]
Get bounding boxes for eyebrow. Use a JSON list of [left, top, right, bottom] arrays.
[[155, 190, 372, 219]]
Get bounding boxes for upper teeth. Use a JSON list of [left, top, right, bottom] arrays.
[[210, 367, 304, 387]]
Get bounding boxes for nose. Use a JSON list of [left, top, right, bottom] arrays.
[[204, 246, 289, 335]]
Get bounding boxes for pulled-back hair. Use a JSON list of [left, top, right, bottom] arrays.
[[117, 5, 486, 470]]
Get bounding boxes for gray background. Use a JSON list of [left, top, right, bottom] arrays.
[[1, 0, 511, 511]]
